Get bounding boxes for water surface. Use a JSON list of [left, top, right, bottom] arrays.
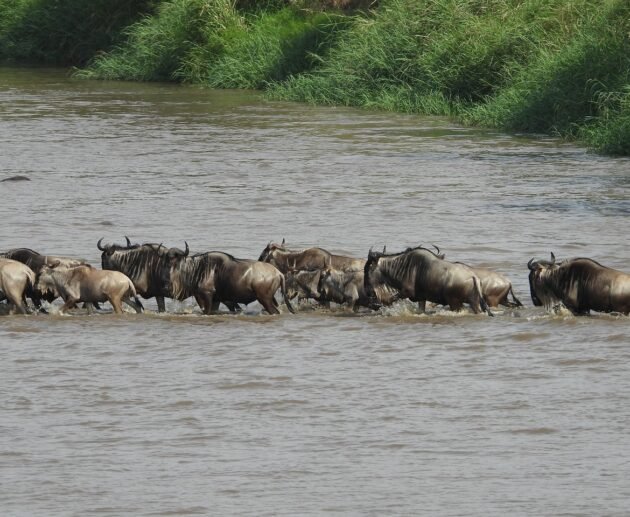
[[1, 67, 629, 516]]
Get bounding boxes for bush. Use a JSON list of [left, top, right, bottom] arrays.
[[0, 0, 157, 65]]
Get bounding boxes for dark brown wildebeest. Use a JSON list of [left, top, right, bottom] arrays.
[[528, 253, 630, 315], [168, 246, 295, 315], [98, 237, 172, 312], [258, 239, 365, 273], [0, 248, 92, 310], [36, 263, 143, 315], [0, 258, 36, 314], [404, 245, 522, 308], [364, 247, 492, 315]]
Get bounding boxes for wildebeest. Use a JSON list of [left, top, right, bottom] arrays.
[[36, 263, 143, 315], [258, 239, 365, 273], [98, 237, 172, 312], [456, 265, 523, 308], [319, 267, 399, 311], [0, 258, 36, 314], [0, 248, 92, 310], [404, 245, 522, 308], [168, 246, 295, 315], [285, 269, 323, 302], [528, 253, 630, 315], [364, 247, 492, 315]]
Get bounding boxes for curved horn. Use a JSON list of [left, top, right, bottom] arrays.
[[97, 237, 106, 251], [527, 258, 536, 270], [432, 244, 440, 255], [184, 241, 189, 257], [550, 252, 556, 265], [125, 236, 132, 247]]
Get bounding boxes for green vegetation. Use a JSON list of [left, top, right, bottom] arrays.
[[1, 0, 629, 155], [0, 0, 157, 65]]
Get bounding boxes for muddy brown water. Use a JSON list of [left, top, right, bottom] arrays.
[[1, 67, 629, 516]]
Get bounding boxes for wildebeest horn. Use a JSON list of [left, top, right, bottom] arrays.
[[184, 241, 189, 257], [432, 244, 440, 255], [527, 258, 536, 270], [382, 245, 387, 254], [550, 252, 556, 264], [125, 236, 132, 247], [97, 237, 106, 251], [281, 238, 285, 246]]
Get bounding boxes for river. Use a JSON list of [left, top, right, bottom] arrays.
[[1, 67, 629, 516]]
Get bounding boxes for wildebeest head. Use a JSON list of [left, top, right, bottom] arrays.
[[258, 238, 286, 262], [363, 247, 387, 304], [35, 261, 63, 299], [527, 252, 557, 307], [167, 241, 189, 264], [98, 237, 174, 300], [97, 237, 134, 269]]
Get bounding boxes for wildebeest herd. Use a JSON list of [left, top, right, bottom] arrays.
[[1, 238, 629, 317]]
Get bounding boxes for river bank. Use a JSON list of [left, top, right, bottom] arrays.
[[1, 0, 628, 155]]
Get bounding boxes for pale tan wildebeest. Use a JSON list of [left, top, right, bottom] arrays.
[[36, 264, 143, 315], [0, 258, 36, 314]]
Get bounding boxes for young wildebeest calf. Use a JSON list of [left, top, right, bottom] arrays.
[[319, 267, 400, 311], [285, 269, 323, 303], [36, 264, 143, 315], [0, 258, 36, 314]]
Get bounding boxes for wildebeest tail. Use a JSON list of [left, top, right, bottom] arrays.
[[509, 285, 523, 307], [280, 274, 296, 314], [127, 280, 144, 313], [473, 276, 493, 317]]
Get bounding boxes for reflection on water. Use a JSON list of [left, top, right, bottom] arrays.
[[1, 67, 629, 516]]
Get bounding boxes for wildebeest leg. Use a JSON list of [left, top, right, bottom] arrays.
[[417, 300, 427, 313], [156, 296, 166, 313], [448, 300, 466, 313], [109, 297, 124, 315], [202, 292, 217, 315], [7, 294, 28, 315], [225, 302, 242, 313], [123, 297, 144, 314], [260, 296, 280, 315], [194, 294, 207, 313], [59, 297, 79, 315]]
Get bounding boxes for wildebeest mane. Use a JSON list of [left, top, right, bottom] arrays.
[[170, 252, 240, 301], [109, 244, 168, 286], [371, 249, 433, 288]]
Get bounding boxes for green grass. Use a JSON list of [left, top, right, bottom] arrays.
[[196, 9, 350, 89], [76, 0, 243, 81]]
